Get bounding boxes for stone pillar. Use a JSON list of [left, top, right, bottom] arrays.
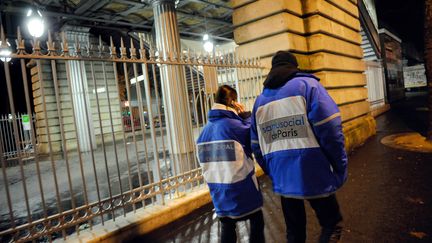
[[151, 0, 195, 173], [64, 27, 96, 152], [31, 60, 62, 154], [233, 0, 376, 152]]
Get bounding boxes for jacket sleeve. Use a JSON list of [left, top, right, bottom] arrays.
[[250, 103, 268, 174], [307, 82, 348, 185], [231, 116, 252, 158]]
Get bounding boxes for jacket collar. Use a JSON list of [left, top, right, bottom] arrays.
[[208, 103, 241, 122]]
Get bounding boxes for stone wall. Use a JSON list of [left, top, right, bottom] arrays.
[[31, 59, 122, 154], [232, 0, 376, 152]]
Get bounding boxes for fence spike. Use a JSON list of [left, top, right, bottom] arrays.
[[16, 26, 25, 55], [86, 38, 92, 57], [109, 36, 117, 59], [138, 34, 146, 61], [47, 30, 56, 56], [120, 37, 127, 59], [0, 24, 5, 43], [74, 35, 81, 57], [98, 35, 104, 57], [130, 38, 137, 60], [61, 31, 69, 57]]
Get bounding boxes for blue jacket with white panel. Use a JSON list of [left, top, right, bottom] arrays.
[[196, 104, 263, 218], [251, 73, 348, 198]]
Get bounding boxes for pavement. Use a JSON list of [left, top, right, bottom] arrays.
[[132, 91, 432, 243]]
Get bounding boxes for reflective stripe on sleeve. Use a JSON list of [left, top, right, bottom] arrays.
[[313, 112, 341, 126]]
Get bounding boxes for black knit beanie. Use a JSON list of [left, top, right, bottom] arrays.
[[263, 51, 299, 89], [271, 50, 298, 67]]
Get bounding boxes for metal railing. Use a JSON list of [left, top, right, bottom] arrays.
[[0, 26, 263, 242], [0, 113, 36, 161]]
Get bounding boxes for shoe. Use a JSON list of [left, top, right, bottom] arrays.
[[319, 225, 342, 243]]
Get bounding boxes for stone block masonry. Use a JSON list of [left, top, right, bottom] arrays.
[[30, 59, 122, 154], [232, 0, 376, 152]]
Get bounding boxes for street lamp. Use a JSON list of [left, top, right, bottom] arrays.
[[203, 34, 214, 53], [26, 9, 45, 38], [0, 40, 12, 62]]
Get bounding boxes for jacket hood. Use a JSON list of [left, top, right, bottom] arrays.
[[263, 69, 321, 89], [263, 64, 299, 89], [264, 50, 300, 89]]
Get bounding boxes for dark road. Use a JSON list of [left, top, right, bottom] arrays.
[[133, 92, 432, 243]]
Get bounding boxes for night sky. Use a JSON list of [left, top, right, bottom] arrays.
[[0, 0, 428, 115], [375, 0, 425, 53]]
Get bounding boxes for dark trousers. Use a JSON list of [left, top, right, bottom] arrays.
[[219, 210, 265, 243], [280, 194, 343, 243]]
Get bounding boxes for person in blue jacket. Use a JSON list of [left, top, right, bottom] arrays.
[[197, 85, 265, 243], [251, 51, 347, 243]]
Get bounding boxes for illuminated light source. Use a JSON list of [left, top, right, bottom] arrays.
[[0, 41, 12, 62], [203, 41, 214, 53], [92, 87, 106, 94], [202, 34, 213, 53], [26, 9, 45, 38], [203, 34, 209, 41], [130, 75, 145, 84]]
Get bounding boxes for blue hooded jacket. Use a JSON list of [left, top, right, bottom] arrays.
[[251, 73, 348, 198], [196, 104, 263, 218]]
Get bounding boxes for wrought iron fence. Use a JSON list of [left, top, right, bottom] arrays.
[[0, 113, 36, 161], [0, 26, 263, 242]]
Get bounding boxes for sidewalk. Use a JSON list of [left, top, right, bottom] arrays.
[[133, 93, 432, 243]]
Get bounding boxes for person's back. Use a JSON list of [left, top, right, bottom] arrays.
[[197, 85, 264, 243], [251, 51, 347, 243], [252, 74, 347, 197]]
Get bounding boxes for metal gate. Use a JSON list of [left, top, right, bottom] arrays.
[[0, 26, 263, 242], [0, 113, 36, 161]]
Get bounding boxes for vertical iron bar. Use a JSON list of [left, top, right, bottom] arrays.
[[20, 58, 49, 227], [180, 55, 196, 173], [111, 59, 132, 217], [156, 58, 178, 200], [0, 120, 16, 235], [230, 53, 239, 103], [50, 58, 75, 238], [76, 59, 104, 225], [64, 59, 91, 231], [140, 60, 164, 204], [187, 52, 199, 131], [17, 113, 24, 155], [223, 51, 230, 86], [253, 59, 261, 106], [162, 52, 184, 193], [186, 57, 201, 169], [195, 62, 206, 127], [200, 60, 210, 126], [100, 60, 123, 220], [130, 60, 147, 207], [89, 60, 115, 220], [246, 61, 254, 108], [4, 60, 33, 230], [36, 59, 65, 237], [161, 55, 182, 198], [150, 63, 170, 191], [1, 115, 7, 157], [5, 113, 13, 158], [121, 61, 139, 212]]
